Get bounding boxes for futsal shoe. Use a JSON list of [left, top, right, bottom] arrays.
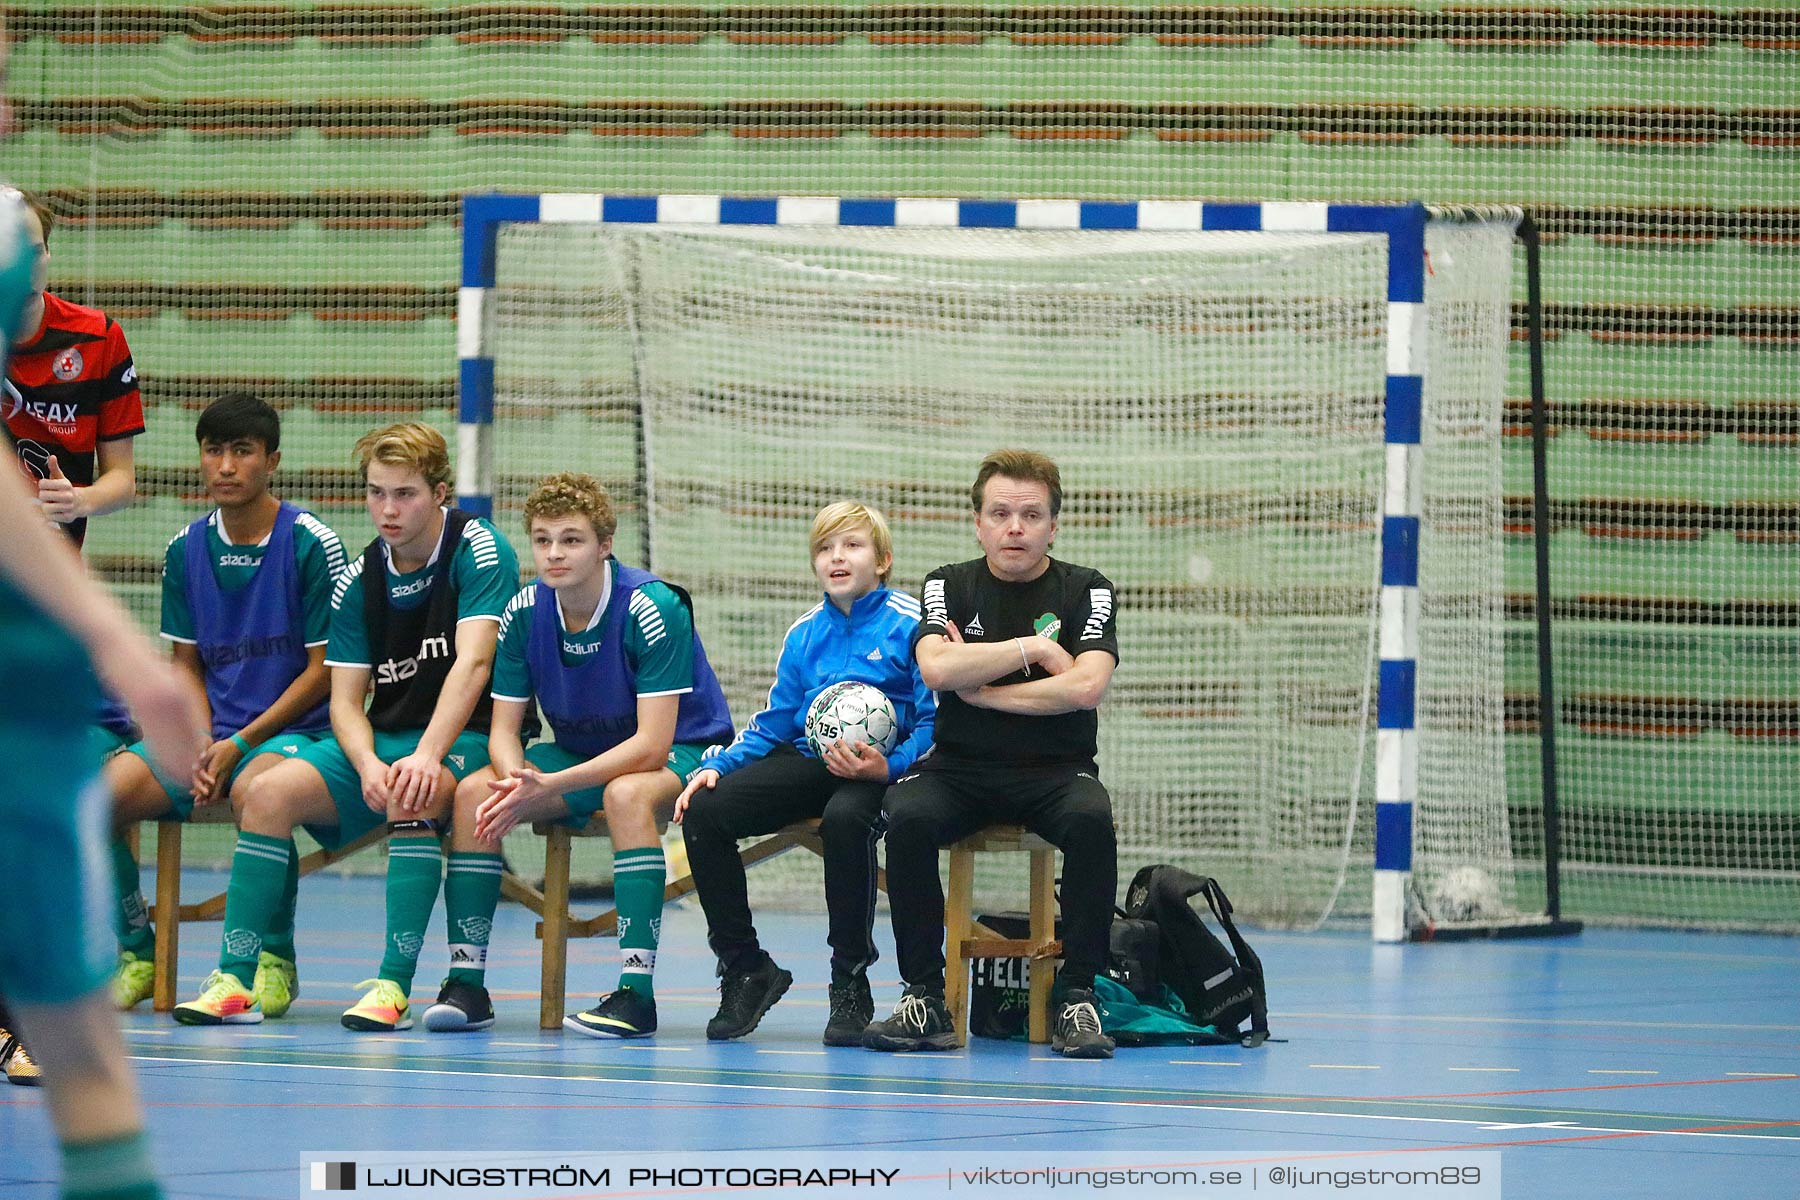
[[341, 979, 413, 1032], [423, 979, 495, 1032], [1051, 988, 1115, 1059], [1, 1028, 42, 1086], [823, 974, 874, 1046], [252, 952, 299, 1019], [110, 952, 156, 1010], [564, 986, 656, 1039], [705, 957, 793, 1041], [861, 985, 957, 1052], [172, 970, 264, 1025]]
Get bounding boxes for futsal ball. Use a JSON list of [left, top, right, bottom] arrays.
[[1428, 866, 1504, 923], [804, 681, 899, 759]]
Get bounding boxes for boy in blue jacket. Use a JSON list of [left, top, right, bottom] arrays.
[[675, 502, 934, 1046]]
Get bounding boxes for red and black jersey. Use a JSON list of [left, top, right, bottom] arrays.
[[3, 291, 143, 547]]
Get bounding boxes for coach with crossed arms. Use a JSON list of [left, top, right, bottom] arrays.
[[864, 448, 1120, 1060]]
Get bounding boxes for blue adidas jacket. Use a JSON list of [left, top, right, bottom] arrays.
[[702, 585, 936, 781]]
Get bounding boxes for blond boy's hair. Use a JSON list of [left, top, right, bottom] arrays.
[[810, 501, 893, 583], [524, 471, 617, 542], [353, 422, 452, 491]]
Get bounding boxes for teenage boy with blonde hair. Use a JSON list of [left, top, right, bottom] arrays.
[[428, 472, 732, 1038], [174, 423, 518, 1032], [676, 502, 934, 1045]]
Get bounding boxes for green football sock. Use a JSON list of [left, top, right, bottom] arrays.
[[378, 833, 444, 992], [110, 837, 155, 959], [260, 838, 301, 964], [219, 832, 293, 989], [60, 1128, 162, 1200], [612, 846, 665, 998], [444, 851, 504, 987]]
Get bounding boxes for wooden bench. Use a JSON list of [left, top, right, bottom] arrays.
[[145, 805, 392, 1012], [943, 825, 1061, 1047], [513, 815, 854, 1029]]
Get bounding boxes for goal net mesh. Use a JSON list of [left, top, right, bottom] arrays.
[[486, 219, 1514, 928]]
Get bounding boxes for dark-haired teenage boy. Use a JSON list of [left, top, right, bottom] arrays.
[[102, 393, 344, 1013]]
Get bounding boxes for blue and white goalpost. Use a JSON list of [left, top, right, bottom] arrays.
[[459, 195, 1522, 937]]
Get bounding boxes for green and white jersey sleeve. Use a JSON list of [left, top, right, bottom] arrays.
[[325, 558, 373, 668], [450, 516, 518, 624], [627, 581, 695, 697], [295, 511, 348, 646], [491, 585, 538, 702]]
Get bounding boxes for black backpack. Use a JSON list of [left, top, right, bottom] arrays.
[[1122, 865, 1270, 1047]]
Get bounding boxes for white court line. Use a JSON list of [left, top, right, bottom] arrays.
[[233, 1033, 297, 1040], [1169, 1061, 1242, 1067], [1310, 1064, 1381, 1070], [609, 1045, 690, 1052], [1280, 1010, 1800, 1034], [755, 1050, 828, 1056], [1449, 1068, 1521, 1073], [122, 1056, 1800, 1144], [1589, 1069, 1658, 1075], [1726, 1072, 1797, 1078], [122, 1029, 173, 1037]]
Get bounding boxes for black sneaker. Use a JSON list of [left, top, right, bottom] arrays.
[[823, 975, 874, 1047], [564, 986, 657, 1039], [705, 958, 794, 1041], [423, 979, 496, 1032], [1051, 988, 1115, 1059], [861, 985, 956, 1052]]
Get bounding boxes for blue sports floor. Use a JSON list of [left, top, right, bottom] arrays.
[[4, 872, 1797, 1199]]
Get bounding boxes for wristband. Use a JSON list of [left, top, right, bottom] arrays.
[[1015, 637, 1030, 672], [228, 733, 251, 755]]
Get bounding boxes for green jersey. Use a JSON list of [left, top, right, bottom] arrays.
[[325, 511, 517, 668]]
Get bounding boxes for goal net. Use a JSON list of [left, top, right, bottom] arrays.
[[482, 212, 1520, 930]]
